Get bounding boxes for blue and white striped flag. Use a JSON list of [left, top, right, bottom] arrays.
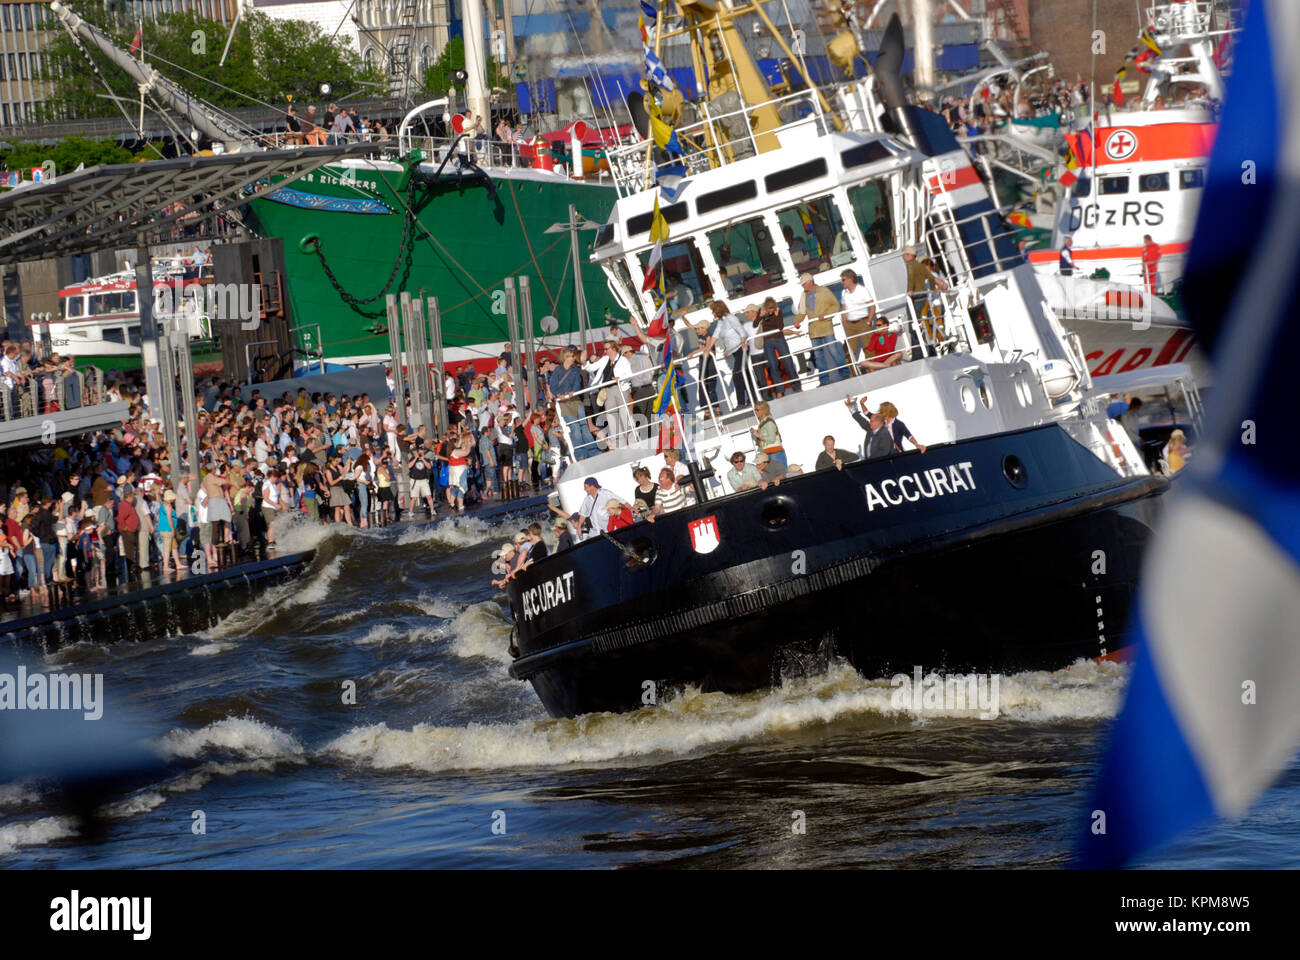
[[1079, 0, 1300, 868], [645, 49, 676, 92], [656, 161, 689, 203]]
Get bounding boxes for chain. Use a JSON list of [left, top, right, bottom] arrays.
[[304, 173, 420, 313]]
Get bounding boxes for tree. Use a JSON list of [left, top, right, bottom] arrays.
[[0, 137, 134, 174], [421, 37, 510, 101], [39, 6, 384, 121]]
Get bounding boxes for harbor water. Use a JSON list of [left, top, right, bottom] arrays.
[[2, 513, 1296, 868]]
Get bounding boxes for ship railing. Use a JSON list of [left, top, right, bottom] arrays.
[[1, 365, 102, 423], [603, 89, 829, 197], [546, 292, 952, 472]]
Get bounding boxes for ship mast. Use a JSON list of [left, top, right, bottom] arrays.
[[656, 0, 840, 162], [910, 0, 935, 100], [48, 1, 252, 152], [461, 0, 492, 127]]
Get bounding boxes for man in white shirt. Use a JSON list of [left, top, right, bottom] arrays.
[[583, 339, 633, 449], [839, 269, 877, 376], [569, 477, 615, 540]]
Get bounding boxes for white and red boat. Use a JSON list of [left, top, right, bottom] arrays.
[[1027, 0, 1239, 385]]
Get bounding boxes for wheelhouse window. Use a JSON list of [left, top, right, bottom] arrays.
[[63, 296, 86, 319], [1179, 168, 1206, 190], [88, 291, 134, 316], [707, 217, 783, 298], [1139, 172, 1169, 192], [1070, 176, 1092, 198], [846, 179, 896, 256], [638, 238, 713, 312], [776, 196, 851, 274], [1099, 176, 1130, 195]]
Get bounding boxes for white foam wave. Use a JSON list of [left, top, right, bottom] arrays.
[[161, 758, 285, 794], [272, 514, 369, 555], [0, 816, 78, 856], [190, 641, 237, 657], [100, 791, 167, 820], [414, 591, 461, 620], [395, 515, 505, 549], [325, 660, 1128, 774], [0, 780, 41, 810], [445, 601, 514, 665], [153, 717, 305, 762], [198, 554, 344, 638]]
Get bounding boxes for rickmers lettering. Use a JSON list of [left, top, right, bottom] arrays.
[[522, 570, 576, 621], [864, 461, 977, 512]]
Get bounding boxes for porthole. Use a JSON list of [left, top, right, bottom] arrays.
[[761, 496, 795, 528], [978, 381, 992, 409], [626, 536, 657, 569], [1002, 454, 1028, 489], [960, 384, 976, 413]]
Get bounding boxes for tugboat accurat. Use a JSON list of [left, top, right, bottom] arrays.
[[504, 3, 1189, 719]]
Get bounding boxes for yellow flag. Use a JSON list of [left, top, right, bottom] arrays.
[[648, 96, 677, 152], [648, 195, 670, 244]]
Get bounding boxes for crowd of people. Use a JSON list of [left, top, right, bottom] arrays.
[[1, 337, 85, 419], [283, 103, 390, 146]]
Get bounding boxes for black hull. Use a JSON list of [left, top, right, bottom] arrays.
[[508, 425, 1165, 718]]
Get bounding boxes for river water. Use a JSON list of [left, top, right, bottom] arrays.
[[2, 513, 1296, 868]]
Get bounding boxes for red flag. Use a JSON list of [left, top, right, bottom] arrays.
[[646, 300, 669, 338], [130, 26, 142, 53], [1111, 77, 1124, 107], [1058, 168, 1078, 188]]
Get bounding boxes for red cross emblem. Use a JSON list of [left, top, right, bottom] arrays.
[[1104, 129, 1139, 162]]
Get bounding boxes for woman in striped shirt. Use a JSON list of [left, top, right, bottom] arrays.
[[651, 467, 686, 519]]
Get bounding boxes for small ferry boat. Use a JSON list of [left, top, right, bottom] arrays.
[[37, 257, 220, 371], [504, 6, 1185, 718]]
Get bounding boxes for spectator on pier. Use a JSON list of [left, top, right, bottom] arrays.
[[605, 498, 635, 531]]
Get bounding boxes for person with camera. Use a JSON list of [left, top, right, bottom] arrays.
[[407, 447, 436, 518]]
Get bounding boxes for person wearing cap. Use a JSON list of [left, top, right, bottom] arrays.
[[552, 476, 616, 541], [793, 272, 849, 386], [753, 452, 786, 486], [904, 245, 947, 342], [491, 542, 518, 588], [726, 451, 769, 493], [554, 517, 577, 552]]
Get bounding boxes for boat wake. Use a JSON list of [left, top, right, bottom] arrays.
[[324, 659, 1129, 776]]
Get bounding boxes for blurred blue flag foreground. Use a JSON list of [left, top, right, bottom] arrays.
[[1079, 0, 1300, 868]]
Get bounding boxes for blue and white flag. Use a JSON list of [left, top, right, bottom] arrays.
[[639, 0, 657, 21], [1079, 0, 1300, 868], [656, 161, 689, 203], [645, 49, 676, 92]]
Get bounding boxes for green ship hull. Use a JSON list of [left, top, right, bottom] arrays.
[[245, 160, 621, 369]]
